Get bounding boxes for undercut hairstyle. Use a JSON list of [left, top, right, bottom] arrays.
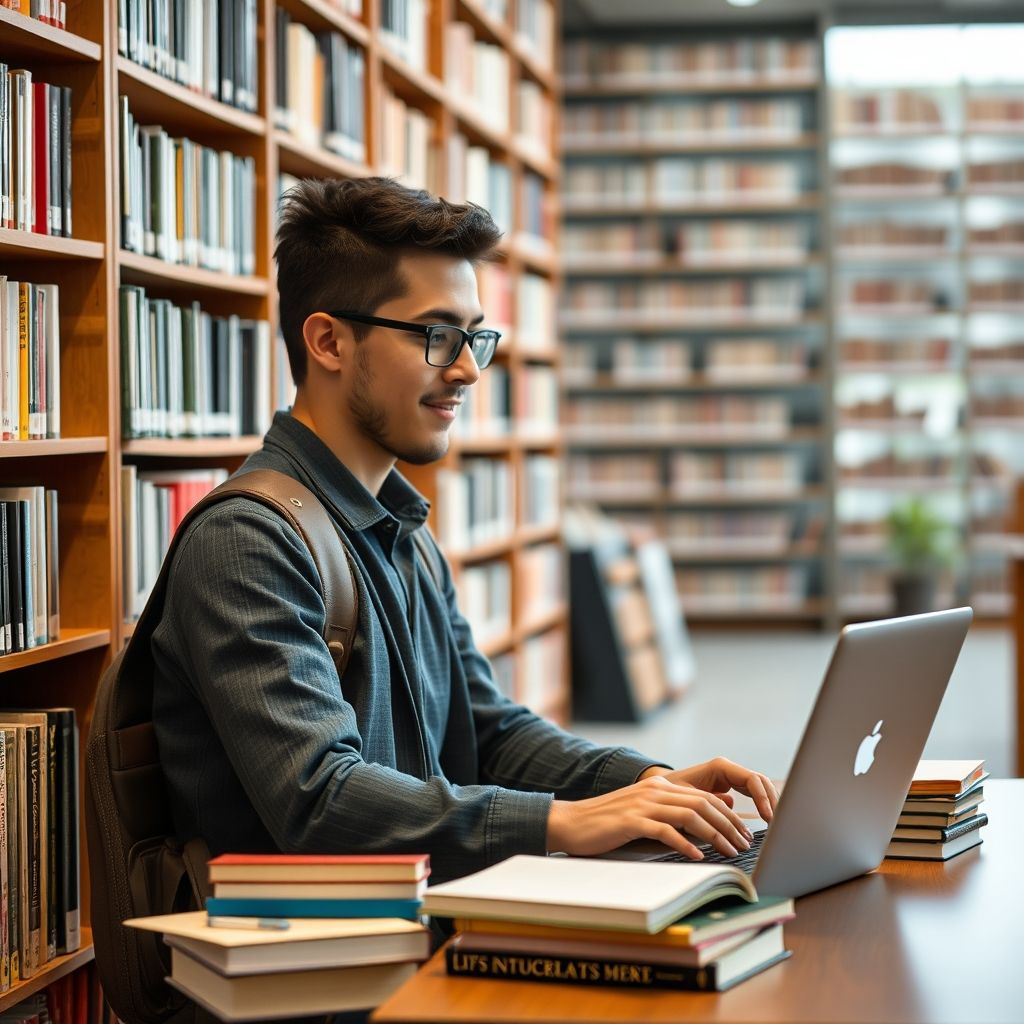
[[275, 176, 503, 385]]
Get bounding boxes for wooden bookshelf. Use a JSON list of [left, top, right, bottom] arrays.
[[0, 0, 562, 1015], [561, 24, 830, 624]]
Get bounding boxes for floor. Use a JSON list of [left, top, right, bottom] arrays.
[[571, 626, 1016, 781]]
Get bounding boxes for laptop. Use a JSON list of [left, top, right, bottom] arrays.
[[602, 607, 974, 899]]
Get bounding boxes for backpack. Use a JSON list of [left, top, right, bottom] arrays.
[[85, 469, 361, 1024]]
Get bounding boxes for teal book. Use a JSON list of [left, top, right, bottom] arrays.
[[205, 897, 422, 921]]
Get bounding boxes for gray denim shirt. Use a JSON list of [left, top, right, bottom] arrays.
[[152, 412, 662, 882]]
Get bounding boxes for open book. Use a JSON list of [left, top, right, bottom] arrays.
[[421, 855, 758, 934]]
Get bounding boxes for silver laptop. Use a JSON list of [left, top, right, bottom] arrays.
[[603, 607, 974, 899]]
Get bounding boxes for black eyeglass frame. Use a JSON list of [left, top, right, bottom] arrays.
[[327, 310, 501, 369]]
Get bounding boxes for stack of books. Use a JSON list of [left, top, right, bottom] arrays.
[[886, 759, 989, 861], [126, 854, 433, 1021], [422, 855, 794, 993]]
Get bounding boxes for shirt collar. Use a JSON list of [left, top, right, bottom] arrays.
[[263, 412, 431, 534]]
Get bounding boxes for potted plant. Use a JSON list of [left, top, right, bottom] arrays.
[[885, 497, 953, 617]]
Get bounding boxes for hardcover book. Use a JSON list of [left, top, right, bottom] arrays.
[[422, 855, 759, 934], [908, 760, 986, 797], [207, 853, 430, 884], [445, 923, 789, 992]]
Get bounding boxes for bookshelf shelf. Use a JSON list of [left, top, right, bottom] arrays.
[[567, 487, 827, 507], [479, 630, 517, 659], [517, 603, 567, 641], [0, 7, 101, 62], [562, 257, 823, 276], [566, 427, 824, 447], [0, 631, 112, 675], [284, 0, 371, 45], [0, 438, 108, 457], [117, 250, 270, 297], [561, 134, 820, 156], [379, 47, 446, 105], [567, 373, 824, 392], [116, 56, 266, 137], [561, 314, 823, 333], [274, 130, 372, 181], [0, 932, 94, 1014], [683, 599, 826, 620], [562, 77, 820, 98], [669, 545, 822, 563], [121, 437, 264, 458], [563, 195, 823, 218], [0, 228, 104, 261], [448, 536, 518, 565]]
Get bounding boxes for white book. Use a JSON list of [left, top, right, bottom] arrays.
[[38, 284, 59, 439], [421, 855, 758, 934], [0, 275, 8, 440]]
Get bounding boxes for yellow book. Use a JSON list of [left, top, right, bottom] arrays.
[[17, 282, 29, 440], [455, 894, 793, 949]]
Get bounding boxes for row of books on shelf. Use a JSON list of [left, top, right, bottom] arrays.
[[564, 159, 805, 208], [0, 972, 93, 1024], [0, 279, 60, 442], [839, 393, 1024, 425], [0, 708, 81, 990], [445, 22, 510, 131], [663, 512, 823, 555], [833, 90, 1024, 134], [563, 98, 808, 145], [831, 220, 1024, 251], [0, 68, 72, 237], [119, 97, 257, 275], [378, 83, 435, 192], [834, 160, 1024, 195], [273, 8, 366, 164], [119, 285, 273, 440], [0, 0, 66, 30], [563, 36, 818, 86], [564, 220, 811, 268], [566, 396, 795, 437], [565, 338, 812, 383], [445, 137, 513, 234], [435, 460, 514, 552], [676, 565, 810, 611], [839, 278, 1024, 310], [451, 366, 558, 439], [0, 489, 58, 655], [459, 561, 511, 645], [379, 0, 428, 71], [513, 0, 554, 70], [569, 451, 808, 497], [121, 466, 227, 621], [517, 542, 563, 622], [564, 279, 807, 324], [117, 0, 259, 113]]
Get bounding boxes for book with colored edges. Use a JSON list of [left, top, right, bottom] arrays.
[[907, 760, 986, 797], [212, 879, 427, 901], [886, 813, 987, 861], [167, 946, 419, 1022], [421, 855, 759, 934], [454, 895, 795, 948], [902, 777, 986, 814], [207, 853, 429, 884], [205, 896, 421, 920], [892, 811, 989, 842], [445, 923, 789, 992], [126, 910, 431, 974]]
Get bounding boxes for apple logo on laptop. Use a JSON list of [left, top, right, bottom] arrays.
[[854, 720, 884, 776]]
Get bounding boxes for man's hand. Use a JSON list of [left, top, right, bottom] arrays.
[[639, 757, 779, 825], [545, 774, 755, 859]]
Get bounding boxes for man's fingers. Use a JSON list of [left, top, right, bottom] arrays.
[[643, 820, 704, 861]]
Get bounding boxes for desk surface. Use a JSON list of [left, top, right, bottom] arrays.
[[373, 779, 1022, 1024]]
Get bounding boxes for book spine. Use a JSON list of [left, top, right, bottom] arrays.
[[0, 732, 8, 991], [51, 710, 78, 954], [3, 507, 23, 653], [4, 729, 17, 984], [44, 719, 56, 962], [204, 896, 422, 920], [59, 86, 70, 238], [24, 726, 40, 976], [0, 509, 9, 655], [446, 941, 727, 991]]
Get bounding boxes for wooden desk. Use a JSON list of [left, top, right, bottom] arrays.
[[373, 779, 1022, 1024]]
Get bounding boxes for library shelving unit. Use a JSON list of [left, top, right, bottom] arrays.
[[828, 23, 1024, 620], [0, 0, 561, 1014], [560, 24, 832, 625]]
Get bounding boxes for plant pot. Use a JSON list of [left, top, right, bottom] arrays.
[[891, 573, 937, 617]]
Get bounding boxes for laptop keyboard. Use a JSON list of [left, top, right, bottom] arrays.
[[651, 827, 768, 875]]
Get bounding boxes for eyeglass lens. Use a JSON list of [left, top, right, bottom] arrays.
[[427, 327, 498, 369]]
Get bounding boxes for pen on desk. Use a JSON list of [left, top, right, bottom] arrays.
[[207, 915, 291, 931]]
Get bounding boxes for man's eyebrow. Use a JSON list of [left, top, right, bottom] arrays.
[[414, 309, 485, 327]]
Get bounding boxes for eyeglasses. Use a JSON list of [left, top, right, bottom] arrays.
[[328, 311, 501, 370]]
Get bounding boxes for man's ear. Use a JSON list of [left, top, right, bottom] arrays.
[[302, 312, 351, 374]]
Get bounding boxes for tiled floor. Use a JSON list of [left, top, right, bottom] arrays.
[[571, 626, 1016, 780]]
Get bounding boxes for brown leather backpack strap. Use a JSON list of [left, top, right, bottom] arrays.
[[193, 470, 359, 679]]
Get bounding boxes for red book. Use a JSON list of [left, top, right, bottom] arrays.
[[32, 81, 50, 235], [208, 853, 430, 884]]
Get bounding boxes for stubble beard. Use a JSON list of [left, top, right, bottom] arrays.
[[347, 344, 449, 465]]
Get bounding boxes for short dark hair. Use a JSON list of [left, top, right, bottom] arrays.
[[275, 177, 503, 385]]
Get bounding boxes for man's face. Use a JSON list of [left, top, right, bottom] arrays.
[[342, 250, 484, 466]]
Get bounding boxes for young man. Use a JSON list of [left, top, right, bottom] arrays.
[[152, 177, 777, 883]]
